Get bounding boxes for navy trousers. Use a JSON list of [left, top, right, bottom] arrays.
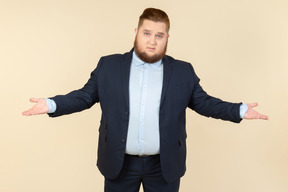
[[104, 154, 180, 192]]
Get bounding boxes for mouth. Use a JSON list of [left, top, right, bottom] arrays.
[[147, 47, 156, 52]]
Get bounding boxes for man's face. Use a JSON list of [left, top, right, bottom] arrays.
[[134, 19, 169, 63]]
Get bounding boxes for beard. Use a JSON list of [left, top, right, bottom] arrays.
[[134, 38, 167, 63]]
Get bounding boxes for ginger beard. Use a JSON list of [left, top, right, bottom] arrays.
[[133, 35, 168, 64]]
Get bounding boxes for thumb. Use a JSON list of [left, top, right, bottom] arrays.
[[248, 102, 258, 108], [29, 98, 42, 103]]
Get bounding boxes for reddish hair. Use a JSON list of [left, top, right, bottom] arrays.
[[138, 8, 170, 32]]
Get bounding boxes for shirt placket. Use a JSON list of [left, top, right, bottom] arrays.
[[138, 63, 149, 155]]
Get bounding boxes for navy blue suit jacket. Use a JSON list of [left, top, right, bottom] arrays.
[[49, 49, 242, 183]]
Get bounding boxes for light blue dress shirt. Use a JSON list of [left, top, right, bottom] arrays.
[[125, 52, 163, 155], [46, 52, 248, 155]]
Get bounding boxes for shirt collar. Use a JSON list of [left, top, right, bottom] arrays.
[[132, 51, 162, 69]]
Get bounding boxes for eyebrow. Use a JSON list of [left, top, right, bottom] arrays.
[[143, 29, 165, 36]]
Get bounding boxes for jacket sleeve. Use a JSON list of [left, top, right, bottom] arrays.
[[48, 57, 103, 117], [188, 64, 242, 123]]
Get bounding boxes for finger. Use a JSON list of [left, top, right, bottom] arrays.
[[22, 110, 32, 116], [260, 114, 269, 120], [22, 108, 41, 116]]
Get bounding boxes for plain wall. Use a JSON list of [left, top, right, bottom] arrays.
[[1, 0, 287, 191]]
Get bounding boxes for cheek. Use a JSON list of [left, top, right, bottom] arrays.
[[158, 41, 167, 49], [137, 38, 147, 47]]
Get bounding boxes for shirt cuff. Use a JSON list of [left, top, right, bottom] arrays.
[[239, 104, 248, 119], [46, 98, 57, 113]]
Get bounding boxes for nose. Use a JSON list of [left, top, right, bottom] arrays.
[[148, 36, 156, 45]]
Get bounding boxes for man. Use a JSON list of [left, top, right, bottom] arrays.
[[22, 8, 268, 192]]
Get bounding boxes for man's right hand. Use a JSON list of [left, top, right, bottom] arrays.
[[22, 98, 49, 116]]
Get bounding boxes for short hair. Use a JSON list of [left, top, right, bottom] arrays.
[[138, 8, 170, 32]]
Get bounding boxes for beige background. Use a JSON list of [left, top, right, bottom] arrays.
[[1, 0, 287, 191]]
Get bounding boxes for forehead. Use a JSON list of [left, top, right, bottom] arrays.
[[139, 20, 168, 34]]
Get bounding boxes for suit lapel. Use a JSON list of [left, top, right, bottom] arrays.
[[160, 56, 173, 106], [121, 49, 133, 109]]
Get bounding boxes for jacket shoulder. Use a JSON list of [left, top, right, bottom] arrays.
[[164, 55, 195, 73], [164, 55, 191, 66]]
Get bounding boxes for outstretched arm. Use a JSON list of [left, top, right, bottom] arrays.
[[243, 103, 269, 120], [22, 98, 49, 116]]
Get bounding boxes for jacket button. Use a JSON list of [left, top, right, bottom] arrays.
[[125, 112, 129, 115], [121, 139, 126, 143]]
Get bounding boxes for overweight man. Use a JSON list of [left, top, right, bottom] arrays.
[[23, 8, 268, 192]]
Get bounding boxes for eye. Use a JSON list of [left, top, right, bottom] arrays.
[[144, 32, 150, 36], [156, 35, 163, 39]]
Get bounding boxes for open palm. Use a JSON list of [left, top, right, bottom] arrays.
[[244, 103, 269, 120], [22, 98, 49, 116]]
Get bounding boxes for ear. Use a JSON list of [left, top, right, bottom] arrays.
[[135, 28, 138, 34]]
